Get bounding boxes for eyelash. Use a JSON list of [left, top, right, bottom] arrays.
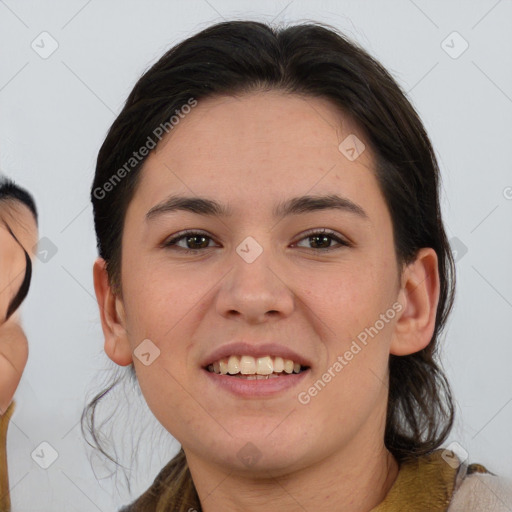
[[162, 228, 351, 254]]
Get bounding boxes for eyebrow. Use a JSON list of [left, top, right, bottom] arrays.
[[145, 193, 369, 222]]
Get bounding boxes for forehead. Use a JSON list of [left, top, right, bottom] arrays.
[[137, 91, 380, 210], [0, 199, 36, 224], [158, 91, 369, 158], [0, 200, 38, 250]]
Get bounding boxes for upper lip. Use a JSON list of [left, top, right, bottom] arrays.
[[201, 342, 312, 368]]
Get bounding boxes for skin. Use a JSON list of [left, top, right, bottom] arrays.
[[94, 91, 439, 512], [0, 201, 38, 415]]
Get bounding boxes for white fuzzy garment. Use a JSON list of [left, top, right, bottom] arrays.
[[448, 473, 512, 511]]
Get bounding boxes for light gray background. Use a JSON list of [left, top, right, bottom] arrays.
[[1, 0, 511, 510]]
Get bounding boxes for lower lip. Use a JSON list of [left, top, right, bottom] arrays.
[[202, 368, 310, 398]]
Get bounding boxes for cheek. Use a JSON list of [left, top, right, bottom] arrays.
[[135, 360, 205, 446], [299, 258, 394, 401], [300, 258, 389, 333], [122, 258, 199, 335], [123, 261, 202, 376], [127, 275, 197, 428], [301, 325, 391, 433]]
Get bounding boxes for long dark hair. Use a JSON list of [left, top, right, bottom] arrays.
[[84, 20, 455, 510]]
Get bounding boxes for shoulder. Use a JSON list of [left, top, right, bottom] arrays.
[[448, 470, 512, 511]]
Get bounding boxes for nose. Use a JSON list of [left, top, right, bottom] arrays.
[[215, 242, 295, 324]]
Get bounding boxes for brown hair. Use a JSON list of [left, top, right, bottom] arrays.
[[84, 20, 456, 510]]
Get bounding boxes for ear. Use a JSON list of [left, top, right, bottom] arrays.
[[390, 247, 440, 356], [92, 257, 133, 366]]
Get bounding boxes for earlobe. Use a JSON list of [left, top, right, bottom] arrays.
[[92, 257, 133, 366], [390, 248, 440, 356]]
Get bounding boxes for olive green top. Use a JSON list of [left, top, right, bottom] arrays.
[[119, 448, 491, 511], [371, 449, 488, 511]]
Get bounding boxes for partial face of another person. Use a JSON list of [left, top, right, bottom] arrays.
[[0, 200, 38, 323], [95, 91, 438, 475], [0, 196, 38, 413]]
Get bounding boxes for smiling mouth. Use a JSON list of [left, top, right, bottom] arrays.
[[205, 354, 309, 379]]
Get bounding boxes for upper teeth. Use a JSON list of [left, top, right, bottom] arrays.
[[207, 355, 303, 375]]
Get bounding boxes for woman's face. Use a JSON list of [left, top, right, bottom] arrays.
[[97, 91, 438, 475]]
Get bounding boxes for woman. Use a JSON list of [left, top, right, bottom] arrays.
[[84, 20, 512, 511], [0, 177, 38, 511]]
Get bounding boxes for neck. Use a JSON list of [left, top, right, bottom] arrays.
[[185, 433, 399, 512]]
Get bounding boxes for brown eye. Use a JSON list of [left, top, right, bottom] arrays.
[[294, 229, 349, 251], [164, 231, 216, 252]]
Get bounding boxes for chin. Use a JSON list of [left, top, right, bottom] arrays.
[[206, 432, 314, 476]]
